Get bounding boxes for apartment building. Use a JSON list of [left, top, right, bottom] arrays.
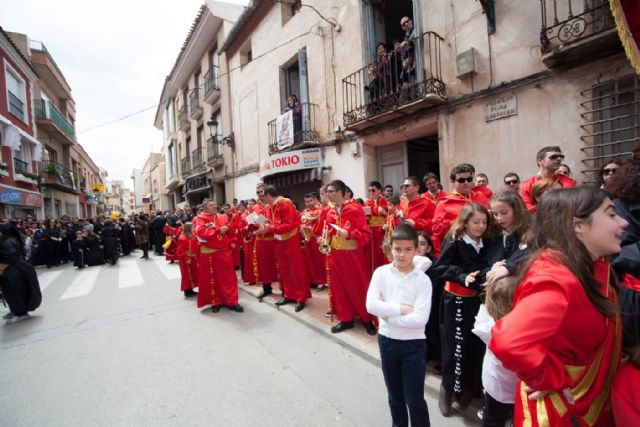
[[74, 143, 104, 218], [214, 0, 637, 201], [0, 27, 43, 219], [140, 152, 169, 213], [154, 2, 244, 210]]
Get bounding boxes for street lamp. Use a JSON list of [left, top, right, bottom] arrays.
[[206, 115, 235, 150]]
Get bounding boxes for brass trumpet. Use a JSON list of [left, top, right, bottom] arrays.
[[318, 222, 331, 254]]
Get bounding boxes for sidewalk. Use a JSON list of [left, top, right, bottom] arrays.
[[237, 276, 482, 424]]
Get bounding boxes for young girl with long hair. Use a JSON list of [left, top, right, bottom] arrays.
[[430, 203, 493, 416], [490, 186, 628, 426], [176, 222, 199, 298]]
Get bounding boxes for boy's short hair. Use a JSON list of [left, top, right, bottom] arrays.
[[390, 223, 418, 247], [485, 276, 518, 320], [387, 196, 401, 205]]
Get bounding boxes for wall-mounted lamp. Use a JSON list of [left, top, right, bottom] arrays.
[[206, 115, 235, 150]]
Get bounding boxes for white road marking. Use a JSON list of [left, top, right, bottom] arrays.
[[37, 270, 63, 291], [118, 258, 145, 288], [152, 258, 180, 281], [60, 268, 100, 299]]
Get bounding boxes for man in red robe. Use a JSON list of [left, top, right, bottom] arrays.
[[252, 184, 279, 301], [400, 176, 435, 234], [421, 172, 447, 206], [256, 185, 311, 312], [300, 192, 326, 288], [432, 164, 489, 255], [325, 179, 376, 335], [193, 200, 243, 313], [520, 146, 576, 213], [364, 181, 388, 271]]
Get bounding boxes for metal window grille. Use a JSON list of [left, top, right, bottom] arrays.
[[580, 72, 640, 183]]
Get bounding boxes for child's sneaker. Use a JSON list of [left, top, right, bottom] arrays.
[[6, 314, 29, 324]]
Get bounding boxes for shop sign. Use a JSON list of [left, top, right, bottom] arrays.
[[0, 186, 43, 207], [259, 147, 322, 178], [92, 184, 105, 193], [182, 176, 212, 195], [485, 92, 517, 122]]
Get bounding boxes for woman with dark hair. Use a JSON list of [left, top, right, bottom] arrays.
[[490, 186, 628, 426], [598, 159, 624, 190], [101, 219, 119, 265], [43, 219, 62, 268], [84, 231, 105, 266]]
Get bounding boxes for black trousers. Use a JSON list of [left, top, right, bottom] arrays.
[[425, 278, 443, 363], [482, 392, 514, 427], [439, 291, 484, 400], [378, 335, 430, 427]]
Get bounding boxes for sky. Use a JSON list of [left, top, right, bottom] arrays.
[[3, 0, 248, 189]]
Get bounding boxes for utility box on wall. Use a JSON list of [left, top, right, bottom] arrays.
[[456, 47, 477, 78]]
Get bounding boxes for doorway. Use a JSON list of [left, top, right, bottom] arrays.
[[361, 0, 418, 64], [407, 134, 440, 192]]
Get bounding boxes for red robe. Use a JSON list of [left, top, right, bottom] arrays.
[[193, 213, 238, 307], [162, 225, 182, 261], [301, 205, 325, 285], [270, 197, 311, 303], [490, 254, 621, 427], [432, 191, 489, 256], [241, 212, 256, 284], [176, 234, 199, 292], [421, 190, 447, 206], [228, 213, 244, 268], [473, 184, 493, 199], [611, 363, 640, 427], [400, 196, 435, 234], [326, 200, 374, 323], [520, 174, 576, 213], [252, 203, 279, 285], [365, 195, 388, 271]]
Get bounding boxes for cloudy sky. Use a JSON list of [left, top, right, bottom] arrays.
[[4, 0, 247, 189]]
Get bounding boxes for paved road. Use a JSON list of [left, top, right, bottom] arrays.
[[1, 253, 476, 426]]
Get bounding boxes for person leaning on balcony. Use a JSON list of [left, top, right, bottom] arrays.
[[399, 16, 416, 85], [519, 146, 576, 213], [284, 95, 301, 136], [373, 42, 392, 95]]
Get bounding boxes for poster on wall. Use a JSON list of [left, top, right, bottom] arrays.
[[258, 147, 322, 178], [276, 110, 294, 150]]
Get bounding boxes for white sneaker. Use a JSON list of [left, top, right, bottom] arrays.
[[2, 312, 14, 320], [6, 314, 29, 324]]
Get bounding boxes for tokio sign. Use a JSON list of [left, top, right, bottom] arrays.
[[0, 186, 43, 207], [485, 92, 517, 122], [258, 147, 322, 178]]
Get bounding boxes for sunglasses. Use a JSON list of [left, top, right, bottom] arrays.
[[400, 184, 413, 189], [548, 154, 565, 161], [504, 179, 519, 185], [455, 177, 474, 184], [603, 168, 618, 175], [368, 188, 378, 192]]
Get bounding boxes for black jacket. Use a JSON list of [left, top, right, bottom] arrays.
[[429, 237, 491, 292]]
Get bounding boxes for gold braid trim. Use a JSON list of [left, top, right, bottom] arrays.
[[609, 0, 640, 75]]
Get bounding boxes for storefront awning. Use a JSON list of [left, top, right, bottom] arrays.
[[263, 167, 324, 188], [0, 184, 43, 207]]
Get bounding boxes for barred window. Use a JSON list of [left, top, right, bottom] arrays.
[[580, 73, 639, 183]]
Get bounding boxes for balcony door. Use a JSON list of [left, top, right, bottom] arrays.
[[377, 143, 407, 197], [280, 48, 310, 133]]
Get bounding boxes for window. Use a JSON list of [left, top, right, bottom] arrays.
[[5, 64, 27, 122], [240, 39, 252, 67], [14, 140, 32, 174], [580, 72, 639, 182]]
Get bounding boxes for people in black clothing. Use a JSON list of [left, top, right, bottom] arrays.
[[149, 210, 166, 255], [84, 231, 105, 266], [134, 214, 150, 259], [72, 230, 87, 269], [101, 219, 119, 265], [43, 219, 62, 268]]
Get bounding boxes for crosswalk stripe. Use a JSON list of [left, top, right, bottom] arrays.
[[38, 270, 64, 291], [60, 267, 100, 299], [152, 258, 180, 280], [118, 258, 145, 288]]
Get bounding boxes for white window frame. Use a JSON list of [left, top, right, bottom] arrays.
[[14, 139, 33, 174], [4, 60, 27, 123]]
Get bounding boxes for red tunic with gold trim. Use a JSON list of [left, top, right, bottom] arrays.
[[229, 213, 244, 268], [301, 205, 325, 285], [421, 190, 447, 206], [365, 195, 388, 271], [520, 174, 576, 213], [162, 225, 182, 261], [240, 212, 256, 284], [325, 200, 374, 323], [400, 196, 435, 234], [176, 234, 200, 292], [432, 191, 489, 256], [193, 213, 239, 308], [269, 197, 311, 303], [490, 254, 622, 427], [252, 203, 279, 285]]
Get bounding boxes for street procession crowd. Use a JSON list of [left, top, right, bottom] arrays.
[[0, 143, 639, 427]]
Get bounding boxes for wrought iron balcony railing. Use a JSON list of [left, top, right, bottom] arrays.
[[35, 99, 75, 140], [540, 0, 615, 55], [13, 158, 29, 175], [178, 104, 189, 130], [203, 65, 220, 100], [180, 156, 191, 177], [191, 147, 205, 171], [342, 31, 445, 130], [267, 102, 320, 155], [39, 160, 76, 190], [206, 136, 223, 162], [189, 88, 202, 118]]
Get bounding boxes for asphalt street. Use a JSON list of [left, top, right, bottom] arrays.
[[1, 253, 477, 426]]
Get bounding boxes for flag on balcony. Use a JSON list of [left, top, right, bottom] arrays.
[[276, 110, 294, 150], [610, 0, 640, 74]]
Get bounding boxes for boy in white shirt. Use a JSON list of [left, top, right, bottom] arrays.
[[366, 224, 432, 427]]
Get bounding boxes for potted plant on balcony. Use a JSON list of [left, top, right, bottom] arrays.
[[0, 162, 8, 176], [44, 163, 59, 175]]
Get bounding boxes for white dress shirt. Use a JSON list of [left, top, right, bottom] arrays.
[[366, 261, 432, 340]]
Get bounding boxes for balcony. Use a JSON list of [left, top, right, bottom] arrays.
[[206, 135, 224, 168], [342, 31, 446, 132], [203, 65, 221, 104], [29, 41, 72, 99], [539, 0, 619, 68], [39, 160, 77, 193], [8, 92, 25, 121], [13, 158, 38, 184], [180, 156, 191, 178], [191, 147, 205, 172], [189, 88, 203, 119], [35, 99, 75, 144], [267, 102, 320, 155], [178, 104, 190, 131]]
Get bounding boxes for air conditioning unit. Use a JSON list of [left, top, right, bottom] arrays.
[[456, 47, 477, 78]]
